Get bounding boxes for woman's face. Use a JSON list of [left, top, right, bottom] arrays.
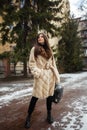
[[38, 34, 45, 45]]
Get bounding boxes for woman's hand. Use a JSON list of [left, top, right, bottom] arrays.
[[49, 65, 54, 70]]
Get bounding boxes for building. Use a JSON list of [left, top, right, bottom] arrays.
[[78, 18, 87, 70], [0, 16, 16, 77]]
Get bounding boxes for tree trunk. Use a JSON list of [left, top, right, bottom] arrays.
[[22, 0, 31, 77], [23, 60, 27, 77]]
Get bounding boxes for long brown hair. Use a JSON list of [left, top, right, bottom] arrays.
[[34, 33, 52, 59]]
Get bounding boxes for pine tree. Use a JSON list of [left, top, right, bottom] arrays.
[[57, 17, 83, 73], [0, 0, 63, 76]]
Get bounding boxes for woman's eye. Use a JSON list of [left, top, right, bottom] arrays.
[[38, 36, 43, 38]]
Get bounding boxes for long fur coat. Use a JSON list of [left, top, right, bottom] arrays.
[[29, 47, 60, 99]]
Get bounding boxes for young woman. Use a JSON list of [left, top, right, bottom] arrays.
[[24, 33, 60, 129]]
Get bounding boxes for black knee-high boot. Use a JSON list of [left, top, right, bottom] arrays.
[[46, 96, 54, 124], [24, 96, 38, 129]]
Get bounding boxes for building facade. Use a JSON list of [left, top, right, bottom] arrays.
[[78, 18, 87, 70]]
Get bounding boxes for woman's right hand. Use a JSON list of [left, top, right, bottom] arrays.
[[49, 65, 54, 71]]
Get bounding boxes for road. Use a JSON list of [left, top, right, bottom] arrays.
[[0, 72, 87, 130]]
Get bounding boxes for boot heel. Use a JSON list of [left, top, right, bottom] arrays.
[[47, 111, 54, 124], [24, 115, 31, 129], [47, 116, 54, 124]]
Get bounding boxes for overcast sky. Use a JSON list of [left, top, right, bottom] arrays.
[[68, 0, 85, 18]]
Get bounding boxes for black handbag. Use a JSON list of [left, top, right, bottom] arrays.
[[52, 83, 63, 104]]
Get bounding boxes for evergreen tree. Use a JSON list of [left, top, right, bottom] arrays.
[[57, 17, 83, 73], [0, 0, 63, 76]]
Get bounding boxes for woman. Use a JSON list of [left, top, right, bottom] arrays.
[[24, 33, 60, 129]]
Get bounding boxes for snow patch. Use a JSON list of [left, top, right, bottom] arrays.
[[0, 82, 33, 108], [60, 96, 87, 130]]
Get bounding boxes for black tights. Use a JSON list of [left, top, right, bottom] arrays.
[[28, 96, 53, 116]]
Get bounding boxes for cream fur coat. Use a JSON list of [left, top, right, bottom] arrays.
[[29, 47, 60, 99]]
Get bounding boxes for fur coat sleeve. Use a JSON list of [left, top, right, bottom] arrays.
[[29, 47, 42, 78], [52, 56, 60, 83]]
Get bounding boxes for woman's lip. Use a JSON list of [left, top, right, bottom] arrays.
[[38, 40, 42, 42]]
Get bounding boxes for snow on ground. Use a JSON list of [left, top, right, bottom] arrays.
[[0, 72, 87, 130], [51, 72, 87, 130], [60, 96, 87, 130], [0, 82, 33, 108], [51, 95, 87, 130], [0, 72, 87, 108], [60, 71, 87, 89]]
